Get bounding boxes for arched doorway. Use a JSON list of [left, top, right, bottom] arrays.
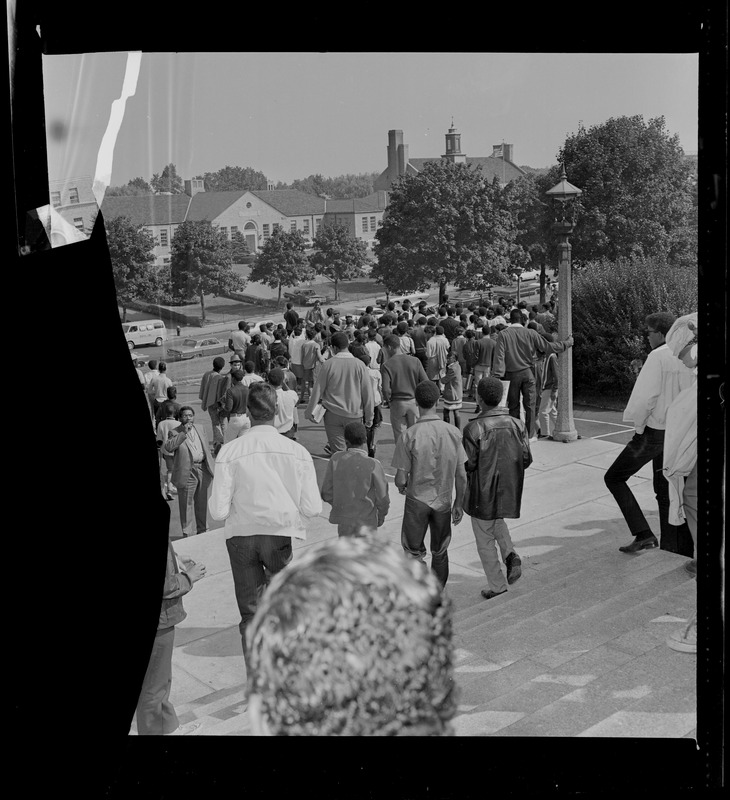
[[244, 221, 257, 254]]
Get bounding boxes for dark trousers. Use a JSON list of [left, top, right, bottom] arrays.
[[505, 368, 537, 437], [226, 535, 293, 669], [136, 626, 178, 735], [604, 426, 693, 556], [401, 495, 452, 586]]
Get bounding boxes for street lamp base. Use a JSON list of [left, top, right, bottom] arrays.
[[552, 429, 580, 443]]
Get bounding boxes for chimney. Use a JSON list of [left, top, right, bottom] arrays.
[[503, 144, 513, 163], [397, 142, 409, 176], [387, 130, 404, 181], [267, 181, 274, 191], [184, 178, 205, 197]]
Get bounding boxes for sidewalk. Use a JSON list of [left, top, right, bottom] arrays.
[[132, 437, 697, 737]]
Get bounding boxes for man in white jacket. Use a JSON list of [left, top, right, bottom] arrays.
[[604, 312, 695, 555], [209, 382, 322, 669]]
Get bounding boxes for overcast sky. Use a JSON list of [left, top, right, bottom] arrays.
[[42, 52, 699, 187]]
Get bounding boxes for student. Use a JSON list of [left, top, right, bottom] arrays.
[[155, 385, 181, 426], [320, 422, 390, 537], [157, 405, 181, 500], [441, 352, 463, 428], [356, 351, 383, 458], [274, 354, 298, 393]]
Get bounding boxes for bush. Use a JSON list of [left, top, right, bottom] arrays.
[[571, 255, 697, 398]]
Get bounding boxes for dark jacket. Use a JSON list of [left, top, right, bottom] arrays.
[[159, 540, 193, 629], [462, 408, 532, 520]]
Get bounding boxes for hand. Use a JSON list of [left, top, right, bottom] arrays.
[[178, 554, 196, 568], [452, 504, 464, 525], [186, 562, 206, 583], [397, 486, 407, 495], [564, 335, 574, 347]]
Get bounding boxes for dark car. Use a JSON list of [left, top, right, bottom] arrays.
[[283, 289, 326, 306]]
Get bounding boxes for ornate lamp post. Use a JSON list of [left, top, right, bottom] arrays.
[[545, 165, 582, 443]]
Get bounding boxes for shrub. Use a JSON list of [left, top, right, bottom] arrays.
[[571, 254, 697, 398]]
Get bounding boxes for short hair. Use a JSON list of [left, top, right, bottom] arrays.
[[179, 405, 194, 416], [305, 328, 317, 340], [238, 321, 247, 330], [294, 324, 303, 335], [384, 334, 400, 350], [494, 305, 504, 315], [244, 360, 256, 373], [166, 386, 177, 400], [465, 329, 475, 339], [367, 328, 377, 340], [331, 332, 350, 351], [267, 368, 285, 387], [231, 369, 244, 383], [415, 380, 440, 409], [477, 377, 504, 407], [251, 334, 262, 346], [286, 302, 293, 309], [396, 321, 408, 335], [387, 301, 396, 311], [645, 312, 676, 336], [518, 300, 527, 309], [482, 325, 491, 336], [434, 325, 445, 336], [213, 356, 225, 370], [274, 355, 289, 368], [344, 421, 368, 446], [147, 359, 158, 371], [509, 309, 524, 324], [365, 305, 373, 313], [247, 536, 456, 736], [247, 382, 277, 421], [478, 307, 487, 316]]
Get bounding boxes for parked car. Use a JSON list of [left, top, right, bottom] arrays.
[[122, 319, 168, 350], [283, 289, 327, 306], [166, 337, 229, 361], [519, 268, 540, 281], [375, 291, 430, 309]]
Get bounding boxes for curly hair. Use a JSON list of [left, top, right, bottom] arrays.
[[247, 536, 457, 736]]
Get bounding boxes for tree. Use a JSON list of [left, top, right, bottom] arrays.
[[284, 172, 381, 199], [372, 161, 515, 305], [105, 177, 153, 197], [203, 165, 268, 192], [104, 215, 157, 321], [554, 115, 695, 265], [309, 223, 367, 301], [169, 221, 245, 323], [249, 227, 313, 304], [151, 163, 184, 194], [228, 229, 251, 264]]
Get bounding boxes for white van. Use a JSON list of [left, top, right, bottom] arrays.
[[122, 319, 168, 349]]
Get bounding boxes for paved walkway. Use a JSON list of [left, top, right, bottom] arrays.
[[130, 436, 697, 737]]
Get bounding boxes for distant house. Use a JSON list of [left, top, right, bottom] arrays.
[[373, 124, 526, 193], [48, 175, 98, 246], [100, 181, 386, 266]]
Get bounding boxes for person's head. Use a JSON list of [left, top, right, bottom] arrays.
[[247, 382, 277, 423], [212, 356, 225, 371], [251, 334, 261, 346], [367, 328, 377, 340], [231, 369, 244, 383], [179, 406, 195, 424], [541, 303, 551, 312], [274, 329, 284, 341], [478, 307, 487, 317], [434, 325, 445, 337], [244, 360, 256, 374], [645, 312, 676, 349], [465, 328, 475, 340], [518, 301, 527, 310], [331, 332, 350, 351], [383, 334, 400, 353], [509, 309, 524, 324], [368, 319, 379, 331], [494, 305, 504, 316], [416, 316, 426, 327], [344, 421, 368, 450], [396, 321, 408, 336], [229, 354, 243, 370], [166, 386, 177, 401], [313, 300, 320, 308], [267, 368, 285, 388], [415, 380, 440, 410], [286, 302, 293, 310], [147, 359, 158, 371], [238, 320, 247, 331], [247, 535, 456, 736], [294, 323, 303, 336], [665, 312, 698, 370], [477, 377, 503, 408], [306, 327, 316, 340], [325, 307, 333, 317], [482, 325, 491, 337], [447, 351, 457, 364], [424, 324, 435, 338], [274, 355, 289, 369], [387, 301, 396, 312], [365, 305, 373, 314], [455, 327, 464, 338]]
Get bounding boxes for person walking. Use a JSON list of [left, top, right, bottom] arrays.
[[462, 377, 531, 599], [380, 334, 429, 443], [441, 352, 463, 428], [392, 380, 467, 587], [208, 382, 322, 670], [221, 367, 250, 443], [199, 356, 228, 454]]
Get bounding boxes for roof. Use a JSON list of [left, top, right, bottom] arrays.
[[408, 156, 526, 182], [323, 196, 385, 214], [250, 189, 325, 216], [186, 190, 247, 221], [101, 194, 191, 226]]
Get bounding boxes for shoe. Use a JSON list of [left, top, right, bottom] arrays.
[[505, 552, 522, 585], [166, 493, 173, 501], [529, 436, 538, 442], [684, 559, 697, 577], [619, 533, 659, 553], [368, 449, 376, 458], [481, 588, 507, 600], [666, 615, 697, 654], [167, 720, 203, 736], [537, 434, 550, 440]]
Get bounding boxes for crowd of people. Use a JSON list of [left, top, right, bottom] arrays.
[[134, 294, 700, 735]]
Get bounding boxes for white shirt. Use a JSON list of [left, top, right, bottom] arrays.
[[241, 373, 264, 387], [623, 344, 695, 433], [208, 425, 322, 540], [231, 330, 250, 352], [274, 386, 299, 433], [365, 340, 382, 368], [288, 332, 306, 365]]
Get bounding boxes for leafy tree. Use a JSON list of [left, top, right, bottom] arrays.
[[249, 227, 312, 304], [285, 172, 380, 199], [554, 115, 695, 265], [228, 229, 251, 263], [309, 223, 367, 301], [203, 165, 269, 192], [372, 161, 515, 304], [105, 177, 153, 197], [104, 215, 157, 322], [289, 174, 329, 198], [151, 163, 184, 194], [169, 220, 245, 323]]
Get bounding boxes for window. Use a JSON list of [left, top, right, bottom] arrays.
[[362, 217, 368, 233], [160, 229, 168, 246], [315, 218, 322, 231], [69, 187, 79, 204], [73, 218, 84, 230], [263, 224, 270, 240], [220, 227, 228, 238], [51, 191, 61, 207], [303, 219, 310, 234], [231, 226, 238, 235], [370, 216, 377, 232], [291, 220, 297, 232]]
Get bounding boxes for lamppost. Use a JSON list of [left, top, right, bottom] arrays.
[[545, 165, 582, 443]]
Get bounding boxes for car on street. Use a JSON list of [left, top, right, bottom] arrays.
[[375, 291, 430, 309], [519, 268, 541, 281], [283, 289, 326, 306], [166, 337, 229, 361]]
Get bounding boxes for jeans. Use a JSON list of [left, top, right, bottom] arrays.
[[323, 409, 358, 453], [389, 398, 418, 443], [505, 368, 537, 437], [538, 388, 558, 436], [604, 426, 693, 555], [176, 463, 212, 536], [401, 495, 452, 586], [135, 626, 178, 735], [471, 518, 514, 594], [226, 535, 293, 669], [208, 406, 227, 448]]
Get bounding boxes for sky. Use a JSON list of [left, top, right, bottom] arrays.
[[41, 52, 699, 188]]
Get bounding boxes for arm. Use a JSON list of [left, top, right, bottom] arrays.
[[320, 456, 335, 505], [163, 429, 187, 454], [361, 364, 374, 428], [394, 468, 409, 495], [416, 359, 429, 384], [519, 420, 533, 469], [372, 463, 390, 525], [492, 336, 506, 378], [299, 453, 324, 518], [380, 363, 392, 403], [452, 460, 467, 524], [622, 352, 661, 434], [198, 373, 208, 403], [305, 363, 326, 421]]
